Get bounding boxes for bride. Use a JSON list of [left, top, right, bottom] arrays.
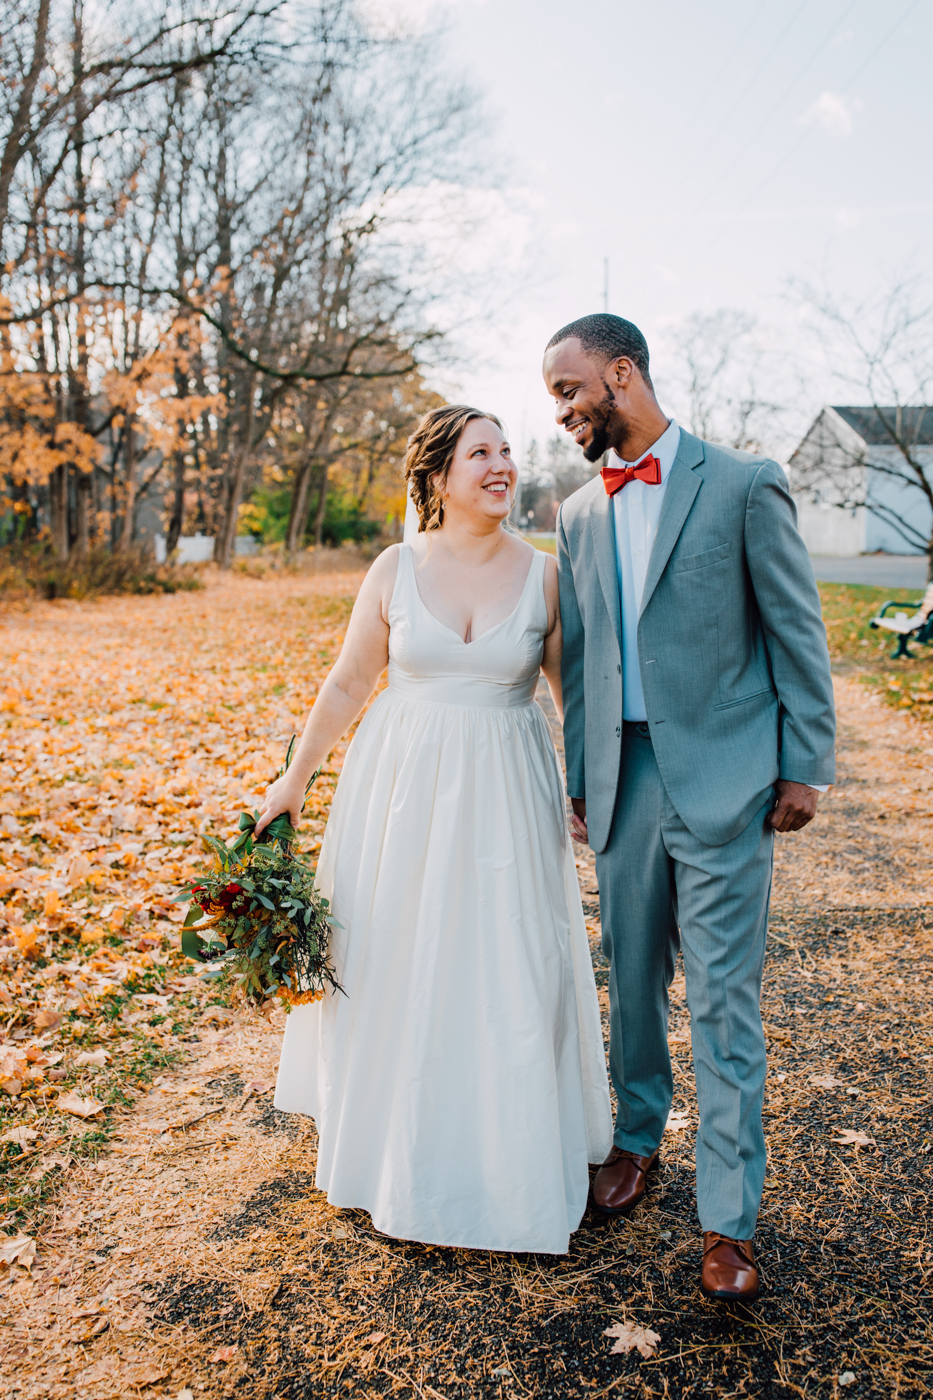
[[257, 404, 611, 1253]]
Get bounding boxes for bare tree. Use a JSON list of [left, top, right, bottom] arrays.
[[0, 0, 276, 270], [660, 309, 792, 455], [791, 276, 933, 580], [0, 0, 482, 563]]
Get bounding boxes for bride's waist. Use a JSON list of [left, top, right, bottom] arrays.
[[386, 664, 539, 709]]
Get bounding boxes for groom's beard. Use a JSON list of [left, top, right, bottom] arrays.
[[581, 381, 619, 463]]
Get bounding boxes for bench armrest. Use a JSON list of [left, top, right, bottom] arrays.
[[874, 599, 924, 617]]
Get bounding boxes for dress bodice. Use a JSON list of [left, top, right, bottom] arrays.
[[387, 542, 548, 708]]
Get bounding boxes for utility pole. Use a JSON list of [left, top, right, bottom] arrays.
[[603, 257, 609, 314]]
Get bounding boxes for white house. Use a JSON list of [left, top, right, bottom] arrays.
[[789, 405, 933, 556]]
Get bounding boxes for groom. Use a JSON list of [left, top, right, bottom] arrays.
[[543, 314, 835, 1300]]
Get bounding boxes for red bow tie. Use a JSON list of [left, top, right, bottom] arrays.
[[601, 454, 662, 496]]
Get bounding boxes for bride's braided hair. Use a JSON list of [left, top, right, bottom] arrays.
[[404, 404, 504, 532]]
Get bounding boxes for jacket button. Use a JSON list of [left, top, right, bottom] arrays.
[[615, 726, 621, 737]]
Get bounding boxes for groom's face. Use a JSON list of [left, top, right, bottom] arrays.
[[542, 339, 625, 463]]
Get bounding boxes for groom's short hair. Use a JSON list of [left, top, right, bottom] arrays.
[[547, 314, 652, 388]]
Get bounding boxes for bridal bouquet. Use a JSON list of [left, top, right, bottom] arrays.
[[173, 743, 343, 1011]]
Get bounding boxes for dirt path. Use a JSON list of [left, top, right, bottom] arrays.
[[2, 630, 932, 1397]]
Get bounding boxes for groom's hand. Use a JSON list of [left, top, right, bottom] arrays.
[[570, 798, 588, 844], [768, 780, 819, 833]]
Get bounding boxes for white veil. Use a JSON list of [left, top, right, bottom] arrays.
[[403, 483, 420, 545]]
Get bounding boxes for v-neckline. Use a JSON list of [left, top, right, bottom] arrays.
[[408, 546, 538, 647]]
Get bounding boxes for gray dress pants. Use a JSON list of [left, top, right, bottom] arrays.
[[595, 724, 774, 1239]]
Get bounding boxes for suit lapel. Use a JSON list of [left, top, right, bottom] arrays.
[[639, 432, 705, 616], [590, 486, 622, 650]]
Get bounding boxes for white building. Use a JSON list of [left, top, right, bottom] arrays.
[[789, 405, 933, 556]]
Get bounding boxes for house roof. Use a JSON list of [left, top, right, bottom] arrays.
[[831, 406, 933, 446]]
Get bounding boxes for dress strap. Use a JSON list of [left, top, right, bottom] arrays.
[[522, 544, 549, 631]]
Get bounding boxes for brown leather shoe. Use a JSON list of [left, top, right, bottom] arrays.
[[700, 1233, 760, 1301], [592, 1146, 659, 1216]]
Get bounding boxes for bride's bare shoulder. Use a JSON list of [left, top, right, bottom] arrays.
[[357, 543, 402, 606], [368, 542, 405, 575]]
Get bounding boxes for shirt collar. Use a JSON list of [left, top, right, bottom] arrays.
[[610, 419, 680, 483]]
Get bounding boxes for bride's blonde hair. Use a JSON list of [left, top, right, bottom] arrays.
[[404, 404, 504, 532]]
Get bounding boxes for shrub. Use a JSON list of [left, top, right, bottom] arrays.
[[0, 542, 204, 600]]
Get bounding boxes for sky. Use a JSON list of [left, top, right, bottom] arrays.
[[376, 0, 933, 463]]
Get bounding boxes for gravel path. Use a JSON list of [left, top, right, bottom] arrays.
[[2, 643, 931, 1399]]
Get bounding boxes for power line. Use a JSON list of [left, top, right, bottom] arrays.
[[648, 0, 770, 208], [703, 0, 773, 95], [690, 0, 862, 218], [669, 0, 810, 203], [729, 0, 926, 223]]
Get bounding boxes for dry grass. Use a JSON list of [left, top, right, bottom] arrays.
[[1, 576, 931, 1400]]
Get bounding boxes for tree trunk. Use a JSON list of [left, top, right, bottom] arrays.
[[74, 470, 91, 558], [50, 463, 69, 559], [313, 461, 330, 548], [117, 417, 136, 552], [166, 449, 185, 555], [285, 457, 315, 559], [217, 374, 257, 568]]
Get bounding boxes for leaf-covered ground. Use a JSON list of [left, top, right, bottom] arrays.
[[1, 572, 931, 1400]]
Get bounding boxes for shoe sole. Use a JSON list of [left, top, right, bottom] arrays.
[[700, 1284, 761, 1302]]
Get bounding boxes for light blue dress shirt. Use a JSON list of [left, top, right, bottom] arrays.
[[612, 419, 681, 722]]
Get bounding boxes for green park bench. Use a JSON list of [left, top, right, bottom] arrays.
[[869, 583, 933, 659]]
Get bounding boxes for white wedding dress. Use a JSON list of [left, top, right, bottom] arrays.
[[275, 543, 612, 1253]]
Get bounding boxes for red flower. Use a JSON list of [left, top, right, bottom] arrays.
[[214, 882, 243, 910]]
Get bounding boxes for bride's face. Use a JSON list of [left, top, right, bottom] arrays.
[[437, 418, 516, 526]]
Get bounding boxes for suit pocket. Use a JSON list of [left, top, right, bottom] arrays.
[[714, 687, 774, 712], [671, 542, 730, 573]]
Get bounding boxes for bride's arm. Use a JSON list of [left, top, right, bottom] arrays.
[[254, 547, 399, 835], [540, 554, 564, 724]]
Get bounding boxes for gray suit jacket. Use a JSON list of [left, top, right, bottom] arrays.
[[557, 430, 836, 851]]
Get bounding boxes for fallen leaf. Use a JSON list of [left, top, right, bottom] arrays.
[[75, 1359, 112, 1385], [209, 1345, 239, 1363], [67, 852, 91, 885], [834, 1129, 873, 1148], [839, 1372, 856, 1387], [132, 1363, 170, 1385], [79, 924, 106, 945], [74, 1049, 111, 1068], [0, 1234, 36, 1271], [665, 1111, 690, 1132], [33, 1009, 63, 1032], [366, 1331, 387, 1345], [809, 1074, 844, 1090], [43, 889, 61, 917], [0, 1126, 38, 1146], [57, 1090, 106, 1118], [604, 1321, 661, 1358], [0, 1046, 27, 1096], [178, 1391, 195, 1400]]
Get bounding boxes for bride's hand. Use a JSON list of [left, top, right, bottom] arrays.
[[254, 771, 307, 838]]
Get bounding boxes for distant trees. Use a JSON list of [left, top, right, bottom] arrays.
[[515, 433, 596, 532], [0, 0, 479, 561]]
